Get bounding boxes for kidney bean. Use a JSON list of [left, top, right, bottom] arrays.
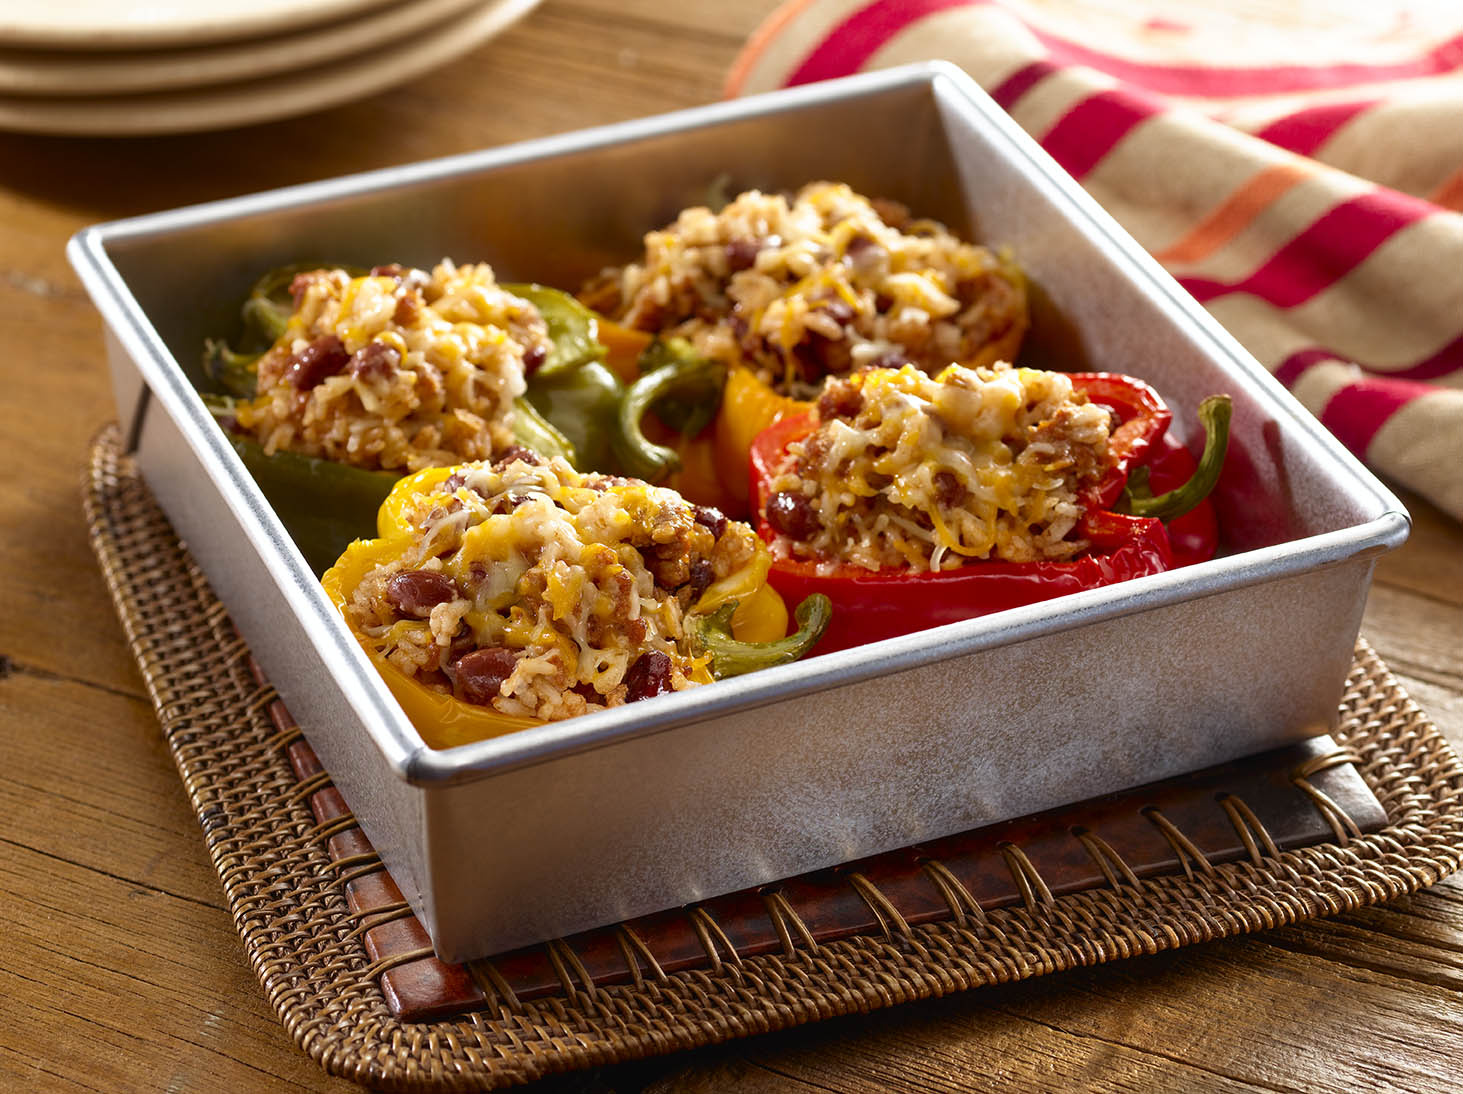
[[725, 237, 760, 272], [687, 558, 715, 599], [765, 491, 819, 541], [495, 445, 543, 467], [818, 298, 854, 326], [453, 647, 518, 706], [625, 650, 673, 702], [865, 348, 907, 372], [846, 233, 888, 275], [791, 338, 827, 380], [284, 334, 349, 389], [349, 340, 400, 382], [385, 570, 458, 617], [289, 271, 320, 306], [692, 505, 727, 540], [521, 343, 547, 373], [934, 470, 969, 508]]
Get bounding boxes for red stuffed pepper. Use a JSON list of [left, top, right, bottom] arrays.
[[750, 363, 1228, 653]]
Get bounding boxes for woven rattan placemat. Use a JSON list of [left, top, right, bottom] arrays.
[[83, 426, 1463, 1092]]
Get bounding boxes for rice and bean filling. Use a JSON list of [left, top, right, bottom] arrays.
[[346, 450, 761, 721], [763, 363, 1115, 572], [586, 181, 1027, 397], [239, 261, 549, 472]]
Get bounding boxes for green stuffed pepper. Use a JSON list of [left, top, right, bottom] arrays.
[[204, 261, 642, 572]]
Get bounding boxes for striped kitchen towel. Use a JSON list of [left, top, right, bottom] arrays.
[[728, 0, 1463, 520]]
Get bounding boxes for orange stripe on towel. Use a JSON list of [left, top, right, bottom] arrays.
[[725, 0, 826, 98], [1426, 162, 1463, 212], [1152, 161, 1312, 266]]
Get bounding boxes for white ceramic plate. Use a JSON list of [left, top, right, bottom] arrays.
[[0, 0, 540, 135], [0, 0, 397, 50], [0, 0, 485, 96]]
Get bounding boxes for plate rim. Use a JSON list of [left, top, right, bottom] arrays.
[[0, 0, 401, 51], [0, 0, 489, 97], [0, 0, 542, 136]]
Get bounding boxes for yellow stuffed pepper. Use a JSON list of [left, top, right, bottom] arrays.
[[323, 451, 829, 749]]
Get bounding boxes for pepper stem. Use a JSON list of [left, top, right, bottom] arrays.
[[512, 396, 577, 465], [202, 339, 263, 398], [694, 593, 833, 678], [1120, 394, 1232, 522], [618, 364, 685, 480], [244, 262, 339, 343], [502, 284, 607, 375], [615, 340, 725, 481]]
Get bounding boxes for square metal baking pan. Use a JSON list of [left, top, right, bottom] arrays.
[[70, 62, 1409, 962]]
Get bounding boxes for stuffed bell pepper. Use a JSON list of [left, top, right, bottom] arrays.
[[322, 449, 830, 748], [585, 181, 1031, 511], [750, 362, 1229, 652], [203, 260, 633, 571]]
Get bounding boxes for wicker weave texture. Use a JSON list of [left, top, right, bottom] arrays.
[[83, 427, 1463, 1092]]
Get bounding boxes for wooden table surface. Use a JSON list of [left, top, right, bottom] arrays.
[[3, 2, 1461, 1090]]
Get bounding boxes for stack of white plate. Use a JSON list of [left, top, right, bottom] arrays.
[[0, 0, 541, 136]]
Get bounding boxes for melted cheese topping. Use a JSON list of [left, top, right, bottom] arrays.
[[346, 458, 762, 721], [592, 181, 1027, 397], [765, 364, 1113, 571], [239, 261, 547, 472]]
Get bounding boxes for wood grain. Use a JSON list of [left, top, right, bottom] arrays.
[[2, 1, 1460, 1090]]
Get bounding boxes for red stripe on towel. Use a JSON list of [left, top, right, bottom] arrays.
[[1320, 376, 1425, 457], [1275, 332, 1463, 389], [784, 0, 977, 86], [1178, 187, 1436, 307], [1252, 99, 1378, 157], [1382, 329, 1463, 381], [989, 59, 1060, 110], [1275, 347, 1341, 388], [1030, 27, 1463, 98], [1038, 88, 1159, 180]]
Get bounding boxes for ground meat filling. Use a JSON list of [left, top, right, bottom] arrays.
[[344, 456, 762, 722], [238, 260, 551, 472], [585, 181, 1028, 398], [763, 363, 1114, 573]]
